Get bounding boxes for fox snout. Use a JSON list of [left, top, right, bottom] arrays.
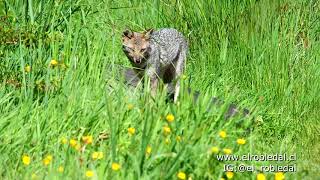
[[134, 57, 142, 64], [123, 48, 149, 65], [127, 51, 144, 64]]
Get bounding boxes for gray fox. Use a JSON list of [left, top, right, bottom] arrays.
[[121, 28, 188, 102], [118, 28, 250, 119]]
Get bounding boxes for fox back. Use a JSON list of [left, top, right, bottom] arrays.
[[149, 28, 188, 65]]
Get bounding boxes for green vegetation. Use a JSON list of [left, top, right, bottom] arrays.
[[1, 0, 319, 179]]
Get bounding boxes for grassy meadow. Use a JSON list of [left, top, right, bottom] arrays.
[[1, 0, 319, 179]]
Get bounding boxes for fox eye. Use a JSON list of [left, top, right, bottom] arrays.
[[122, 45, 133, 52], [140, 48, 147, 52]]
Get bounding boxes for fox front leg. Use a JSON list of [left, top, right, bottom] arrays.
[[150, 77, 158, 97], [145, 66, 160, 98]]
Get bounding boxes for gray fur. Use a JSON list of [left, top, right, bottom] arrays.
[[123, 28, 188, 102]]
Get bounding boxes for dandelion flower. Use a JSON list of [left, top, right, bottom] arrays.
[[223, 148, 232, 155], [85, 170, 94, 177], [166, 114, 175, 122], [92, 151, 104, 160], [275, 172, 285, 180], [43, 159, 50, 166], [226, 171, 234, 179], [61, 137, 68, 144], [163, 125, 171, 136], [43, 155, 53, 166], [69, 139, 77, 147], [128, 127, 136, 136], [22, 155, 31, 166], [24, 65, 31, 73], [256, 173, 266, 180], [58, 166, 64, 173], [237, 138, 246, 145], [127, 104, 134, 110], [177, 171, 187, 180], [211, 146, 219, 154], [96, 152, 104, 159], [219, 130, 227, 138], [146, 145, 152, 155], [50, 59, 59, 67], [82, 135, 93, 144], [111, 162, 121, 171]]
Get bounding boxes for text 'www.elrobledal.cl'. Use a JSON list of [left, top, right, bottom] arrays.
[[216, 153, 297, 173]]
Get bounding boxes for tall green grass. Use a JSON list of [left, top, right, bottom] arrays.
[[0, 0, 319, 179]]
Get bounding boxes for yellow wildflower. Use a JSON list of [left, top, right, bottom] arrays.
[[61, 137, 68, 144], [85, 170, 94, 177], [43, 155, 53, 166], [256, 173, 266, 180], [58, 166, 64, 173], [163, 125, 171, 136], [166, 114, 175, 122], [275, 172, 285, 180], [22, 155, 31, 165], [111, 162, 121, 171], [177, 171, 187, 180], [226, 171, 234, 179], [219, 130, 227, 138], [82, 135, 93, 144], [223, 148, 232, 155], [237, 138, 246, 145], [146, 145, 152, 155], [211, 146, 219, 154], [24, 65, 31, 73], [50, 59, 59, 67], [128, 127, 136, 136], [127, 104, 134, 110], [69, 139, 77, 147], [92, 151, 104, 160]]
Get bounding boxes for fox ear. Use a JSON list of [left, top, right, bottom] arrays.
[[123, 28, 133, 39], [143, 29, 154, 39]]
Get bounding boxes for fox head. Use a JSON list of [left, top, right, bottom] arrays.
[[122, 28, 154, 65]]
